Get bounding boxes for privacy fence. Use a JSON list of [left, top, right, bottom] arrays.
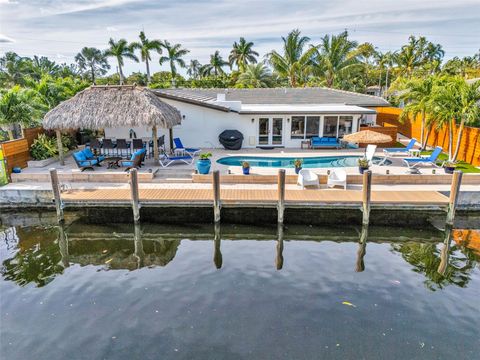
[[376, 107, 480, 166]]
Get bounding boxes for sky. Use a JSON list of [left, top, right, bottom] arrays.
[[1, 0, 479, 75]]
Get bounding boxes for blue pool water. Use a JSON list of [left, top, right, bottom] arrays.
[[217, 155, 389, 168]]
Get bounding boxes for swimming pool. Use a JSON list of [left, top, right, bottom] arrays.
[[217, 155, 389, 168]]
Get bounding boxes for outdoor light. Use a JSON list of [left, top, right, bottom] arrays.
[[327, 169, 331, 175], [182, 115, 186, 119], [386, 169, 390, 175], [432, 169, 436, 174], [251, 118, 255, 123], [287, 118, 290, 123]]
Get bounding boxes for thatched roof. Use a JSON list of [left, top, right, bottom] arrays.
[[43, 85, 181, 130], [344, 130, 392, 144]]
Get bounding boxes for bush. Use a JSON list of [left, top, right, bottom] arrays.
[[30, 134, 58, 160]]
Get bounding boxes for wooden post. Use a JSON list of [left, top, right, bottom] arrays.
[[169, 128, 174, 153], [49, 168, 64, 222], [57, 220, 69, 268], [356, 225, 368, 272], [437, 224, 452, 276], [152, 125, 159, 162], [277, 169, 286, 224], [212, 170, 221, 223], [133, 221, 144, 269], [129, 168, 141, 222], [362, 170, 372, 226], [446, 170, 462, 226], [276, 223, 284, 270], [55, 130, 65, 166], [213, 221, 222, 269]]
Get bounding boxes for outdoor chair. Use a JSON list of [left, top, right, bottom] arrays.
[[149, 135, 165, 158], [380, 138, 418, 165], [311, 137, 341, 149], [132, 139, 145, 153], [83, 147, 105, 164], [403, 146, 443, 168], [89, 139, 102, 156], [327, 169, 347, 190], [73, 150, 99, 171], [116, 139, 130, 158], [102, 138, 116, 156], [173, 137, 201, 157], [119, 149, 146, 171], [365, 144, 377, 165], [297, 169, 319, 189], [159, 153, 195, 168]]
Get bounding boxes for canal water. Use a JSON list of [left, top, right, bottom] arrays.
[[1, 218, 479, 360]]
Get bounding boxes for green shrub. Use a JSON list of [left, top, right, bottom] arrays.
[[30, 134, 58, 160]]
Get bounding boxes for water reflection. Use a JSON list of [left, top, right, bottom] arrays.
[[276, 224, 284, 270], [437, 225, 453, 276], [133, 221, 145, 269], [213, 222, 222, 269], [58, 221, 69, 268], [355, 225, 368, 272]]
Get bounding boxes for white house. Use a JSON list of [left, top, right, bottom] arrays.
[[104, 87, 390, 149]]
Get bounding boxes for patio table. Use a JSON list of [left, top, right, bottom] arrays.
[[104, 156, 122, 169]]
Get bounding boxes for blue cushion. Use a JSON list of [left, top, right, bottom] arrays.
[[328, 137, 337, 142], [78, 159, 97, 166], [73, 151, 86, 162], [83, 148, 95, 158], [121, 161, 134, 166]]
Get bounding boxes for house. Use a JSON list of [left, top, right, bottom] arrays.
[[104, 87, 390, 149]]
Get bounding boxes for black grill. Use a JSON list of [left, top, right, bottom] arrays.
[[218, 130, 244, 150]]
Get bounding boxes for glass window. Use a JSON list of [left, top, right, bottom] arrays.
[[338, 116, 353, 137], [323, 116, 338, 137], [305, 116, 320, 138], [291, 116, 305, 139]]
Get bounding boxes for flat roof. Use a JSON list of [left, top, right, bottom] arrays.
[[238, 104, 376, 114]]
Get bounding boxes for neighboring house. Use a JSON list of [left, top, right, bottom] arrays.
[[365, 85, 382, 97], [104, 87, 390, 149]]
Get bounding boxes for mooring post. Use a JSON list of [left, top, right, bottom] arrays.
[[212, 170, 221, 223], [362, 170, 372, 226], [356, 225, 368, 272], [277, 169, 286, 224], [49, 168, 64, 222], [446, 170, 462, 226], [129, 168, 141, 222]]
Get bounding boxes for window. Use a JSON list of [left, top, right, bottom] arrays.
[[291, 116, 305, 139], [323, 116, 338, 137], [338, 116, 353, 137], [305, 116, 320, 138]]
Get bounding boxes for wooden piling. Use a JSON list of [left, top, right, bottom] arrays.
[[133, 221, 144, 269], [214, 221, 222, 269], [212, 170, 221, 223], [276, 223, 284, 270], [55, 130, 65, 166], [57, 220, 69, 268], [446, 170, 462, 226], [362, 170, 372, 226], [437, 224, 452, 276], [49, 168, 64, 222], [356, 225, 368, 272], [129, 168, 141, 222], [277, 169, 286, 224]]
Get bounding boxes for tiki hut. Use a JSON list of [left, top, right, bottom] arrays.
[[343, 130, 392, 144], [42, 85, 182, 164]]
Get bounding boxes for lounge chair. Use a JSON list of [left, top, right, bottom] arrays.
[[311, 137, 341, 149], [403, 146, 443, 168], [173, 137, 201, 157], [159, 153, 195, 168], [119, 149, 146, 171], [82, 147, 105, 164], [297, 169, 319, 189], [380, 138, 417, 165], [365, 144, 377, 165], [73, 150, 99, 171], [327, 169, 347, 190]]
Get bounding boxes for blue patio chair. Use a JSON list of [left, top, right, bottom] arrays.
[[73, 150, 99, 171], [119, 149, 146, 171], [173, 137, 201, 157], [159, 153, 195, 168], [403, 146, 443, 168], [83, 147, 105, 163], [379, 138, 418, 165]]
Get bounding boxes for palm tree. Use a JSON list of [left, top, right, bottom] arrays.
[[130, 31, 162, 84], [236, 63, 272, 88], [201, 51, 229, 77], [229, 37, 259, 72], [104, 38, 139, 85], [267, 29, 316, 87], [313, 31, 360, 88], [0, 52, 32, 87], [399, 77, 435, 149], [75, 47, 110, 84], [430, 78, 480, 161], [30, 56, 60, 81], [187, 59, 202, 79], [159, 41, 189, 86]]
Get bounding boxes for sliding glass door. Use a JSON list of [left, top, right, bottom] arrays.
[[258, 117, 284, 146]]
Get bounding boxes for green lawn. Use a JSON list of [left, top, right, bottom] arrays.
[[420, 150, 480, 173]]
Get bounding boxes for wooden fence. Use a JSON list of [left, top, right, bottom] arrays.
[[376, 107, 480, 166], [0, 127, 43, 178], [359, 125, 397, 148]]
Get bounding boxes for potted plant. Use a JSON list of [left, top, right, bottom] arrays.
[[443, 161, 456, 174], [358, 157, 370, 174], [242, 161, 250, 175], [293, 158, 303, 174], [196, 152, 212, 175]]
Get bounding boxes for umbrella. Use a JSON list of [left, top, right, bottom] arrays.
[[343, 130, 392, 144]]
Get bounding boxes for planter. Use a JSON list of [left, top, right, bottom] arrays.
[[359, 166, 369, 174], [295, 166, 302, 174], [444, 166, 455, 174], [243, 167, 250, 175], [196, 159, 211, 175], [27, 149, 75, 168]]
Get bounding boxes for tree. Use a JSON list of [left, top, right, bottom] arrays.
[[201, 51, 229, 77], [0, 52, 32, 87], [130, 31, 162, 84], [228, 37, 259, 72], [430, 78, 480, 161], [395, 36, 444, 78], [267, 29, 316, 87], [75, 47, 110, 84], [187, 60, 202, 80], [30, 56, 60, 81], [313, 31, 360, 88], [159, 41, 189, 86], [236, 63, 272, 88], [105, 38, 139, 85], [375, 51, 395, 96]]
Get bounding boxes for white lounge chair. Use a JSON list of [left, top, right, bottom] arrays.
[[297, 169, 319, 189], [327, 169, 347, 190], [365, 144, 377, 165], [159, 154, 194, 168]]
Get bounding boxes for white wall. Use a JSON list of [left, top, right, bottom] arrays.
[[104, 99, 377, 149]]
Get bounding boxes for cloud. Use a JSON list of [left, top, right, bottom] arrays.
[[0, 33, 14, 43]]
